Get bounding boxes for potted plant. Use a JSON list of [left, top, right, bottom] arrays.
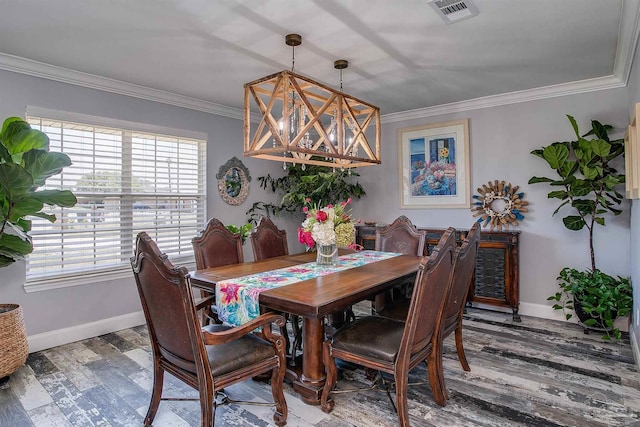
[[528, 115, 632, 339], [246, 163, 365, 225], [0, 117, 77, 381]]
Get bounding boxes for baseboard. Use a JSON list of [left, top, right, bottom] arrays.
[[518, 302, 578, 322], [27, 311, 146, 353], [469, 301, 575, 322]]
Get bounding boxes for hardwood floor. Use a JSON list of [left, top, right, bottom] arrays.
[[1, 308, 639, 426]]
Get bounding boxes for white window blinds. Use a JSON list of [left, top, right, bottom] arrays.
[[25, 109, 206, 286]]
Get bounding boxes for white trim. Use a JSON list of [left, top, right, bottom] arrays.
[[518, 302, 578, 322], [381, 75, 625, 123], [27, 311, 146, 353], [0, 0, 637, 125], [0, 53, 243, 120], [24, 260, 197, 293], [25, 106, 208, 141], [614, 0, 640, 83], [631, 325, 640, 372]]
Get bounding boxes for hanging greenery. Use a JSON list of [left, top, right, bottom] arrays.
[[246, 164, 366, 225]]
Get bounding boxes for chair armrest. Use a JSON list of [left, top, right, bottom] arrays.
[[202, 313, 286, 346]]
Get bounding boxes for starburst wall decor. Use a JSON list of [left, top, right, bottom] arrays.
[[471, 180, 529, 231]]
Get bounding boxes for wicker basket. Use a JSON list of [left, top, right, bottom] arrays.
[[0, 304, 29, 379]]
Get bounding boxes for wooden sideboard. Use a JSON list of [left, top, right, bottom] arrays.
[[355, 224, 521, 321]]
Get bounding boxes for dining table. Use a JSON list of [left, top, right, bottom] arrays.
[[189, 249, 422, 405]]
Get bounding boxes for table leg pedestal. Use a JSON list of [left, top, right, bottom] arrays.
[[292, 317, 325, 405]]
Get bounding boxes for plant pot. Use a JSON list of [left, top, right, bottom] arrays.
[[573, 297, 616, 331], [0, 304, 29, 381]]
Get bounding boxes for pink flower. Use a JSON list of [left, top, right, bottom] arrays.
[[303, 231, 315, 248], [327, 204, 333, 208], [316, 210, 328, 222], [305, 197, 311, 203], [347, 197, 352, 204], [297, 227, 306, 244], [302, 206, 308, 213], [341, 201, 346, 207]]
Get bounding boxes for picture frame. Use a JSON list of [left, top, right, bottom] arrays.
[[398, 119, 470, 208]]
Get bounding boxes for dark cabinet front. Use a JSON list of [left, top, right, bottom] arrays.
[[355, 225, 520, 321]]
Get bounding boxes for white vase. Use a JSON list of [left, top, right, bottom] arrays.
[[316, 243, 338, 266]]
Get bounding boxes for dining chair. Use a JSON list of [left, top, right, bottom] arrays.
[[249, 216, 299, 358], [378, 223, 481, 384], [372, 215, 427, 313], [321, 228, 457, 425], [250, 216, 289, 261], [192, 218, 244, 324], [131, 232, 288, 427]]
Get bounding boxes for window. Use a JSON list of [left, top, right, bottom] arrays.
[[25, 107, 206, 289]]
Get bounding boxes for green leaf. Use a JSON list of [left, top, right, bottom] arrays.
[[528, 176, 554, 184], [547, 190, 568, 200], [567, 115, 580, 138], [0, 254, 13, 267], [591, 139, 611, 158], [552, 200, 570, 216], [31, 189, 77, 207], [563, 216, 586, 230], [542, 144, 569, 169], [0, 232, 33, 258], [8, 198, 44, 221], [581, 165, 598, 180], [572, 199, 595, 215], [23, 150, 72, 188], [4, 128, 49, 155], [0, 163, 34, 200]]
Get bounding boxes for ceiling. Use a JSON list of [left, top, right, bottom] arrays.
[[0, 0, 638, 118]]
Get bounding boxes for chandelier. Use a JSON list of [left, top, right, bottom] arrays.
[[243, 34, 381, 170]]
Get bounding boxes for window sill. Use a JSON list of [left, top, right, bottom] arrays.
[[24, 258, 196, 293]]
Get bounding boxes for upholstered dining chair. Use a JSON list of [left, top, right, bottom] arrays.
[[377, 223, 481, 379], [192, 218, 244, 324], [250, 216, 289, 261], [321, 228, 457, 425], [131, 232, 288, 427], [372, 215, 427, 313]]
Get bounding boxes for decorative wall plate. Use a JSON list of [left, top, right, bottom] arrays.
[[471, 180, 528, 230], [217, 157, 251, 206]]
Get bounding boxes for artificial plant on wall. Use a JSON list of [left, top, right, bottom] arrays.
[[528, 114, 632, 339]]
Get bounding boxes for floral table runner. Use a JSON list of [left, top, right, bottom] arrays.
[[216, 251, 401, 326]]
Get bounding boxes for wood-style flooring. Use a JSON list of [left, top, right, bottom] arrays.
[[1, 308, 639, 426]]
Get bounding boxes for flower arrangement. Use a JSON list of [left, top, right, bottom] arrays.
[[297, 198, 357, 250]]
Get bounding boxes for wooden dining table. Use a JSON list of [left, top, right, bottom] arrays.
[[189, 250, 421, 405]]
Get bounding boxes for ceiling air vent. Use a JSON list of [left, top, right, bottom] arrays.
[[427, 0, 479, 24]]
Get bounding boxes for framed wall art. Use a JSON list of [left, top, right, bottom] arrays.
[[398, 119, 470, 208]]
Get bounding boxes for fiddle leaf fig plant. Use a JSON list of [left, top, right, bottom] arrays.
[[0, 117, 77, 268], [528, 115, 631, 339]]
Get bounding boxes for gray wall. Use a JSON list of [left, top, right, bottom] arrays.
[[0, 69, 288, 336], [0, 65, 635, 340], [354, 88, 631, 314], [627, 37, 640, 354]]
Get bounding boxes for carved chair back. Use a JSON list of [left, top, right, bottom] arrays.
[[398, 227, 457, 363], [375, 215, 426, 256], [192, 218, 244, 269], [251, 217, 289, 261]]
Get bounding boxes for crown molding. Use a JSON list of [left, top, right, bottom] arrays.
[[614, 0, 640, 83], [381, 75, 626, 123], [1, 0, 638, 126], [382, 0, 640, 124], [0, 53, 245, 120]]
